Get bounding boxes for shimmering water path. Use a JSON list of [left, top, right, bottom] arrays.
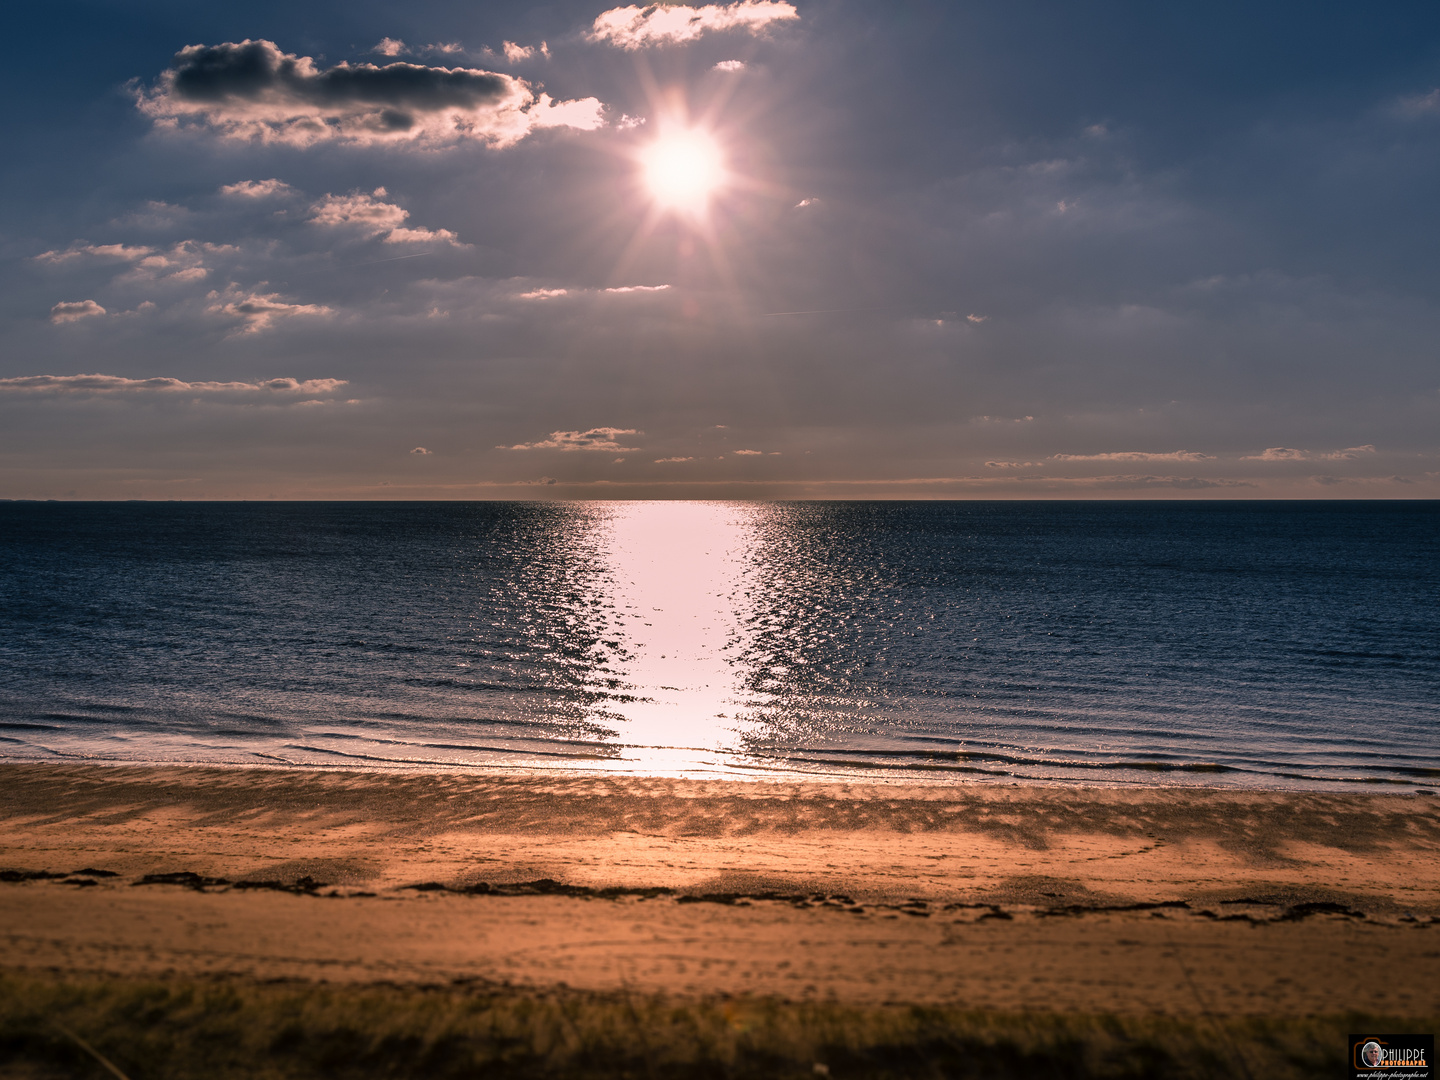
[[1, 501, 1435, 788]]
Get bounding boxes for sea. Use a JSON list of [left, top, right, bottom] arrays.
[[0, 500, 1436, 790]]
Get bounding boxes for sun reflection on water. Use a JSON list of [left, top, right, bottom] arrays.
[[585, 501, 764, 775]]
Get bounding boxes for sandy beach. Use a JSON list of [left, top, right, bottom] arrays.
[[1, 762, 1437, 1019]]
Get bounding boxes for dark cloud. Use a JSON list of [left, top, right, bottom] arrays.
[[139, 39, 604, 146], [167, 41, 509, 108]]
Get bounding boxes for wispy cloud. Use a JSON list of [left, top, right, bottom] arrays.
[[0, 374, 346, 396], [1396, 88, 1440, 116], [654, 456, 695, 462], [589, 1, 798, 49], [374, 38, 407, 57], [49, 300, 106, 324], [138, 39, 603, 147], [36, 244, 153, 263], [713, 60, 746, 71], [514, 283, 669, 298], [1242, 445, 1376, 461], [1245, 447, 1307, 461], [1052, 450, 1215, 462], [1082, 475, 1255, 490], [501, 428, 641, 451], [410, 446, 432, 454]]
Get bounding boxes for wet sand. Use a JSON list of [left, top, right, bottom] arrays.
[[1, 763, 1437, 1015]]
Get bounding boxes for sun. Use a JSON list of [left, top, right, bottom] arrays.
[[637, 129, 726, 215]]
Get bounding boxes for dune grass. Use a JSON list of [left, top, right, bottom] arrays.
[[0, 971, 1423, 1079]]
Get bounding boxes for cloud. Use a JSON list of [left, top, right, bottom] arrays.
[[410, 446, 432, 454], [589, 1, 798, 49], [113, 200, 189, 228], [138, 39, 604, 147], [311, 190, 406, 232], [1397, 88, 1440, 116], [732, 448, 762, 455], [502, 41, 539, 63], [219, 178, 292, 198], [206, 286, 333, 333], [654, 456, 695, 462], [713, 60, 746, 72], [1052, 450, 1215, 462], [966, 313, 987, 323], [1323, 444, 1378, 460], [0, 374, 346, 397], [501, 428, 641, 452], [49, 300, 106, 323], [37, 244, 153, 264], [1246, 447, 1307, 461], [985, 460, 1042, 469], [1244, 447, 1308, 461], [39, 238, 242, 287], [384, 226, 455, 244], [91, 240, 236, 285], [1242, 445, 1376, 462], [308, 189, 460, 245], [514, 283, 669, 298], [1089, 475, 1255, 490], [374, 38, 406, 57]]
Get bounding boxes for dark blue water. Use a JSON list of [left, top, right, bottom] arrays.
[[0, 500, 1435, 788]]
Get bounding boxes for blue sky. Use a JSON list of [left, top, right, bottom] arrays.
[[2, 0, 1438, 498]]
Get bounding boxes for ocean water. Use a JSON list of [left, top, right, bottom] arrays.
[[0, 500, 1436, 789]]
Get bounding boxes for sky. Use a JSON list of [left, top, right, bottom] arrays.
[[2, 0, 1438, 500]]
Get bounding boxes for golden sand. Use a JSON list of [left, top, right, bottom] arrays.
[[1, 764, 1436, 1016]]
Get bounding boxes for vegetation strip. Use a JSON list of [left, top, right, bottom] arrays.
[[0, 971, 1430, 1080]]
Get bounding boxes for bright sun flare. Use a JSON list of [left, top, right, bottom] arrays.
[[638, 130, 725, 214]]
